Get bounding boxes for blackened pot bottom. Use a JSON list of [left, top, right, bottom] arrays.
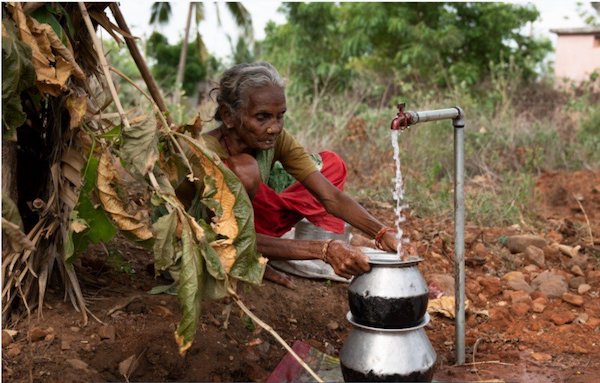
[[348, 291, 428, 328], [341, 363, 434, 382]]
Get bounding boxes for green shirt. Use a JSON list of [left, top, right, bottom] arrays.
[[201, 129, 318, 185]]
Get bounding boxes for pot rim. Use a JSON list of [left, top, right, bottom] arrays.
[[361, 248, 423, 266], [346, 312, 431, 332]]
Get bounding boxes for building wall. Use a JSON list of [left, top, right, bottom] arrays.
[[554, 34, 600, 82]]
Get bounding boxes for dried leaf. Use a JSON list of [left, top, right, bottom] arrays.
[[97, 151, 153, 241], [66, 93, 87, 129], [12, 4, 78, 96]]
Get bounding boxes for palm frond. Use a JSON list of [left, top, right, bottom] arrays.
[[150, 2, 172, 26], [224, 2, 254, 41]]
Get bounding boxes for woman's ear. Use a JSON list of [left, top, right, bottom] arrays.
[[220, 105, 235, 129]]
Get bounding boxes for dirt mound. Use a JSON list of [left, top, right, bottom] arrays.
[[3, 170, 600, 382]]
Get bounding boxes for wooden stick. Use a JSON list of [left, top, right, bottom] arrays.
[[227, 287, 324, 383], [108, 3, 173, 127], [573, 194, 594, 245], [79, 2, 131, 131]]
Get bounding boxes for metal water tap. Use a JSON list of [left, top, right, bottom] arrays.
[[390, 103, 412, 131]]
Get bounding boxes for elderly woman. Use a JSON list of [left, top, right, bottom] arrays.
[[195, 62, 398, 286]]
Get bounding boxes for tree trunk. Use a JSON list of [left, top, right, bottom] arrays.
[[2, 141, 18, 202], [174, 2, 194, 106]]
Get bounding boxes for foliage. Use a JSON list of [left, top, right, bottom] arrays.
[[1, 2, 264, 356], [260, 2, 551, 97], [146, 31, 209, 98]]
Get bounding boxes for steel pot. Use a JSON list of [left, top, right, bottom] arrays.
[[340, 312, 436, 382], [348, 250, 428, 328]]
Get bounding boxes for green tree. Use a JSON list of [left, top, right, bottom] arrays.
[[145, 31, 208, 99], [149, 2, 253, 104], [259, 2, 551, 95]]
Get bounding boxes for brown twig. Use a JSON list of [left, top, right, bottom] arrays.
[[227, 287, 324, 383], [573, 194, 594, 245], [108, 3, 173, 127]]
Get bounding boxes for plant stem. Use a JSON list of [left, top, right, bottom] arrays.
[[227, 287, 325, 383]]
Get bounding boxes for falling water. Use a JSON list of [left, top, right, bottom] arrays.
[[391, 130, 408, 259]]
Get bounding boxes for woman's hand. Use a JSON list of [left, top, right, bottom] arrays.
[[324, 240, 370, 280], [378, 230, 400, 253]]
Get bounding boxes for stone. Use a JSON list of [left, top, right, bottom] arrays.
[[549, 311, 576, 325], [531, 352, 552, 362], [2, 330, 14, 347], [578, 284, 592, 294], [509, 290, 531, 305], [524, 265, 539, 273], [66, 358, 89, 371], [502, 271, 527, 282], [326, 321, 339, 331], [532, 271, 568, 298], [28, 327, 50, 342], [477, 276, 501, 297], [525, 246, 545, 268], [575, 313, 589, 324], [511, 302, 530, 317], [571, 265, 584, 276], [569, 276, 586, 289], [587, 270, 600, 286], [566, 254, 589, 271], [6, 344, 21, 357], [61, 340, 71, 350], [542, 245, 562, 262], [586, 317, 600, 329], [532, 301, 546, 313], [562, 292, 584, 306], [98, 325, 116, 341], [473, 243, 487, 257], [507, 279, 533, 293], [506, 235, 547, 254]]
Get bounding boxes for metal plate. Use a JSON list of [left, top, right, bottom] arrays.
[[360, 247, 423, 266], [346, 312, 431, 332]]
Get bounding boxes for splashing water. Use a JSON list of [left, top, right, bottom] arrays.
[[391, 130, 409, 259]]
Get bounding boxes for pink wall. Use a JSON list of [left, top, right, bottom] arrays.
[[554, 34, 600, 82]]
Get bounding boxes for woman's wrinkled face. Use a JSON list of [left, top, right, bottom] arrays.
[[231, 85, 286, 151]]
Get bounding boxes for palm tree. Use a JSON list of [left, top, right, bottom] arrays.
[[149, 2, 253, 105]]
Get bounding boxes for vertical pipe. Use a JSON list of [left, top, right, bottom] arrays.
[[453, 108, 465, 365]]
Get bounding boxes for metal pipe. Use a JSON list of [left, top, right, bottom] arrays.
[[453, 108, 465, 365], [390, 104, 466, 365]]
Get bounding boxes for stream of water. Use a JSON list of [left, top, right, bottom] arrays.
[[391, 130, 408, 259]]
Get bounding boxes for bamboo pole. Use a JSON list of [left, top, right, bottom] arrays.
[[108, 3, 173, 127]]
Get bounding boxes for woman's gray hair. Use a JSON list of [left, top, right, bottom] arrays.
[[212, 62, 285, 121]]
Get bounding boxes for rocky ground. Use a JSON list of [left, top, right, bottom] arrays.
[[2, 169, 600, 382]]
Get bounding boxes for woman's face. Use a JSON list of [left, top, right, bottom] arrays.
[[228, 85, 286, 152]]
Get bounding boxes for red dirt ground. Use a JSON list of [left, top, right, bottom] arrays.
[[3, 169, 600, 382]]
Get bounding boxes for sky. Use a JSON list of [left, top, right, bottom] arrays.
[[115, 1, 596, 63]]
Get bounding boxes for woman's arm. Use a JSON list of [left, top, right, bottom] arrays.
[[256, 234, 369, 279], [300, 171, 399, 252]]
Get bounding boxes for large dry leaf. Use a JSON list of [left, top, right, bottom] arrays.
[[12, 4, 82, 96], [66, 93, 87, 129], [97, 151, 153, 241]]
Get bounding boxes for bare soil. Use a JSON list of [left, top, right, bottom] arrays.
[[3, 169, 600, 383]]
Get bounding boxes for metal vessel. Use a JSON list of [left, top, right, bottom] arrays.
[[340, 312, 436, 382], [348, 251, 429, 328]]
